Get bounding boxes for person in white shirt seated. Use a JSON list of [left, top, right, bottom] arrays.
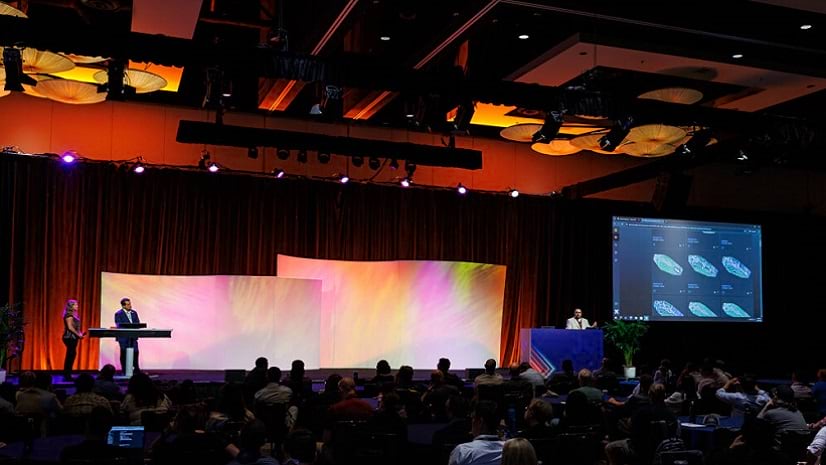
[[449, 400, 504, 465], [254, 366, 293, 407], [806, 425, 826, 465], [565, 308, 597, 330], [474, 359, 504, 386], [715, 375, 770, 417]]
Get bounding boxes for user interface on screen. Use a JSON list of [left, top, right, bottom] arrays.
[[612, 217, 763, 323]]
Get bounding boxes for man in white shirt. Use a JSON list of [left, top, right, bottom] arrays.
[[449, 400, 504, 465], [254, 367, 293, 407], [474, 359, 504, 386], [715, 376, 770, 416], [565, 308, 597, 330], [807, 425, 826, 465]]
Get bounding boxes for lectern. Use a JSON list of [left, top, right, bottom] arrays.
[[88, 328, 172, 377], [520, 328, 603, 376]]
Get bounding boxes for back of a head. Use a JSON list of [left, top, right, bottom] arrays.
[[818, 369, 826, 382], [267, 366, 282, 384], [380, 391, 401, 413], [509, 363, 522, 379], [565, 390, 588, 415], [447, 395, 469, 418], [679, 374, 697, 397], [20, 371, 36, 388], [438, 357, 451, 372], [485, 358, 497, 374], [430, 370, 445, 385], [502, 438, 538, 465], [648, 383, 667, 404], [127, 372, 156, 402], [88, 406, 114, 438], [291, 360, 305, 378], [527, 398, 553, 424], [562, 359, 574, 374], [741, 375, 758, 394], [519, 362, 531, 373], [285, 429, 317, 464], [376, 359, 391, 375], [255, 357, 268, 370], [218, 382, 247, 418], [339, 377, 356, 393], [396, 365, 414, 385], [578, 369, 593, 386], [100, 364, 116, 380], [74, 373, 95, 393], [774, 385, 796, 406], [239, 420, 267, 451], [325, 374, 343, 392], [473, 400, 501, 434], [639, 374, 654, 393]]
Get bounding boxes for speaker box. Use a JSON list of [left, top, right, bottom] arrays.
[[224, 369, 246, 383], [652, 172, 693, 212]]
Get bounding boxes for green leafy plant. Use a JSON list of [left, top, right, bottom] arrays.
[[603, 320, 648, 368], [0, 303, 25, 370]]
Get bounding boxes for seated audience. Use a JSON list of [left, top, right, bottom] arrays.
[[207, 383, 255, 432], [716, 375, 770, 417], [517, 399, 554, 439], [806, 425, 826, 465], [15, 371, 62, 418], [757, 385, 807, 448], [474, 359, 504, 387], [395, 365, 417, 389], [151, 406, 227, 465], [710, 417, 790, 465], [653, 359, 676, 391], [93, 364, 122, 400], [318, 374, 343, 407], [448, 400, 504, 465], [59, 406, 124, 464], [665, 373, 698, 415], [677, 361, 702, 387], [254, 367, 293, 407], [593, 358, 620, 394], [283, 428, 317, 465], [227, 420, 278, 465], [570, 369, 603, 403], [547, 359, 576, 395], [243, 357, 269, 406], [556, 390, 602, 429], [63, 373, 113, 416], [328, 377, 374, 422], [120, 371, 172, 425], [433, 395, 472, 448], [423, 370, 461, 421], [605, 384, 678, 465], [285, 359, 313, 403], [368, 391, 407, 440], [698, 360, 731, 393], [501, 438, 538, 465], [439, 358, 466, 390], [370, 359, 396, 386], [791, 370, 813, 399], [814, 369, 826, 416], [517, 362, 545, 388], [609, 374, 653, 414]]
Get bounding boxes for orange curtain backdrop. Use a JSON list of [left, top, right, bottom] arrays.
[[1, 156, 555, 371]]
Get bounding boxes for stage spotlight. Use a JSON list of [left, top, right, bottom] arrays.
[[532, 110, 565, 143], [598, 116, 634, 152], [675, 129, 713, 157], [61, 151, 77, 164], [509, 189, 520, 198], [198, 149, 211, 170], [401, 177, 412, 187], [208, 162, 220, 172], [368, 157, 381, 170], [2, 48, 36, 92], [339, 174, 350, 184], [248, 147, 259, 159], [276, 148, 290, 160], [405, 162, 417, 178], [133, 162, 145, 174], [389, 159, 399, 170], [352, 155, 364, 167], [457, 183, 467, 195], [297, 149, 308, 164], [318, 151, 331, 164], [736, 149, 749, 161], [451, 100, 476, 135], [272, 168, 285, 178]]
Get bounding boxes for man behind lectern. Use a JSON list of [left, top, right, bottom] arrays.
[[565, 308, 597, 330], [114, 297, 140, 373]]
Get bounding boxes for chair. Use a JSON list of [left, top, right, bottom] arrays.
[[551, 431, 603, 465], [658, 450, 704, 465], [528, 437, 555, 465], [778, 428, 814, 463]]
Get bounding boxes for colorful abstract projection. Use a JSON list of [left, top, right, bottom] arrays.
[[100, 257, 506, 370], [276, 255, 506, 369], [99, 273, 322, 370]]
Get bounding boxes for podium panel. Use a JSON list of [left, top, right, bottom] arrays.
[[519, 328, 603, 377]]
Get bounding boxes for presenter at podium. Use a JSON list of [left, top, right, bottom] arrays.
[[114, 297, 140, 374], [565, 308, 597, 330]]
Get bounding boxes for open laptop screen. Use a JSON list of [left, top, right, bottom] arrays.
[[107, 426, 145, 449]]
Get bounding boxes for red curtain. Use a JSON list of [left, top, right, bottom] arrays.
[[2, 156, 561, 371]]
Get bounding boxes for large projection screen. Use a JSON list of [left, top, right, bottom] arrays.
[[277, 256, 507, 369], [100, 273, 322, 369]]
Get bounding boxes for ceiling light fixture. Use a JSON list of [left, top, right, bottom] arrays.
[[368, 157, 381, 170], [532, 110, 565, 144], [598, 116, 634, 152], [297, 149, 308, 164], [732, 53, 744, 59], [318, 151, 331, 164], [675, 129, 713, 157], [380, 35, 391, 41], [457, 183, 467, 195], [800, 24, 813, 30], [509, 189, 520, 198], [389, 159, 399, 170], [339, 174, 350, 184], [276, 148, 290, 160], [248, 147, 258, 159], [208, 162, 220, 172], [401, 177, 412, 187], [518, 34, 530, 40], [273, 168, 285, 178], [352, 155, 364, 167], [61, 151, 77, 164]]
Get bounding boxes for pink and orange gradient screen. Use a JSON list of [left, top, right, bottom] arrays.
[[277, 256, 506, 369], [99, 273, 322, 369]]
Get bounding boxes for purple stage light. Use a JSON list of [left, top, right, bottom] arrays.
[[208, 162, 219, 172], [61, 151, 76, 163]]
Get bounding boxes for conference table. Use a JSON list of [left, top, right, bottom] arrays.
[[678, 415, 744, 452]]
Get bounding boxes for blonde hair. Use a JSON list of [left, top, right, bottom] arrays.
[[502, 438, 538, 465], [63, 299, 79, 318]]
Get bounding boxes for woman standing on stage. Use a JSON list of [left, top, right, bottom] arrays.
[[62, 299, 84, 381]]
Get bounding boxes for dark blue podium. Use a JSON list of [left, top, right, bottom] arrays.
[[519, 328, 603, 377]]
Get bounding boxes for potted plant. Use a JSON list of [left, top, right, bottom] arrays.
[[603, 320, 648, 379], [0, 302, 25, 383]]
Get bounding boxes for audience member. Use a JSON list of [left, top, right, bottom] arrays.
[[814, 369, 826, 416], [227, 420, 278, 465], [557, 390, 602, 429], [806, 425, 826, 465], [207, 382, 255, 432], [698, 361, 730, 393], [474, 359, 504, 386], [757, 385, 807, 448], [93, 364, 122, 400], [254, 367, 292, 407], [570, 369, 603, 403], [63, 373, 113, 416], [653, 359, 676, 391], [285, 359, 313, 403], [501, 438, 538, 465], [120, 371, 172, 425], [15, 371, 62, 418], [318, 374, 343, 407], [328, 377, 374, 422], [368, 391, 407, 440], [716, 375, 770, 417], [423, 370, 461, 421], [677, 361, 702, 387], [791, 370, 813, 399], [395, 365, 416, 389], [371, 360, 395, 385], [517, 362, 545, 388], [709, 417, 790, 465], [518, 399, 554, 439], [243, 357, 269, 405], [665, 372, 698, 415], [283, 428, 317, 465], [547, 359, 576, 395], [606, 384, 678, 465], [59, 406, 124, 464], [448, 400, 504, 465], [433, 395, 473, 448], [439, 358, 466, 390]]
